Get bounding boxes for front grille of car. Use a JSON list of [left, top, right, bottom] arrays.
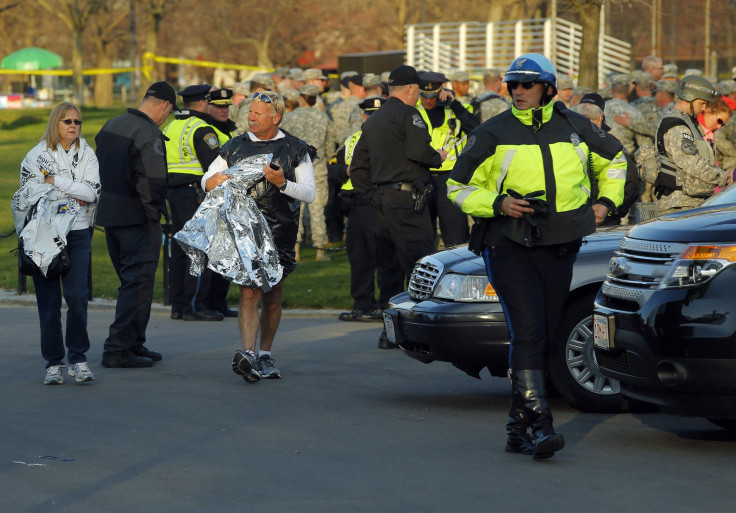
[[408, 256, 443, 301], [604, 237, 686, 291]]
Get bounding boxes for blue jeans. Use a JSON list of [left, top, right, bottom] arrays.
[[33, 228, 92, 368]]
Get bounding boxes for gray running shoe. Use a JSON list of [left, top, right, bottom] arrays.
[[232, 350, 261, 383], [257, 355, 281, 379], [44, 365, 64, 385], [68, 362, 95, 383]]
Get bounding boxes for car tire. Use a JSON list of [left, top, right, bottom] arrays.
[[708, 418, 736, 431], [548, 293, 627, 413]]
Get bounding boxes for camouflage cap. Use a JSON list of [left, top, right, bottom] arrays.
[[634, 72, 653, 86], [288, 68, 305, 81], [663, 63, 678, 79], [654, 80, 677, 94], [281, 88, 300, 104], [716, 81, 734, 95], [273, 67, 289, 78], [574, 86, 594, 96], [362, 73, 381, 88], [451, 70, 469, 82], [483, 68, 503, 79], [557, 74, 574, 90], [232, 82, 250, 95], [610, 73, 630, 86], [299, 84, 320, 97], [303, 68, 327, 81], [251, 72, 274, 90], [380, 71, 391, 84], [597, 87, 613, 100], [684, 68, 702, 77], [630, 70, 644, 84]]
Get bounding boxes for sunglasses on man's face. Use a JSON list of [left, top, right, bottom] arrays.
[[252, 92, 273, 103], [506, 81, 538, 91], [60, 119, 83, 126]]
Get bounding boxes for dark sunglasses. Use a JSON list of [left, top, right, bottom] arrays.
[[252, 92, 273, 103], [60, 119, 83, 126], [717, 117, 725, 126], [506, 81, 537, 91]]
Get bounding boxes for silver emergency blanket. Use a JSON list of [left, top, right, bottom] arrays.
[[173, 154, 283, 291], [12, 182, 80, 277]]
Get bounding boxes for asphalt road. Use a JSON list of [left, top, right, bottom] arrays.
[[2, 305, 735, 513]]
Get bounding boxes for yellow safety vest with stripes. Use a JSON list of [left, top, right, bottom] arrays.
[[417, 103, 471, 173], [340, 129, 363, 192], [163, 117, 230, 176]]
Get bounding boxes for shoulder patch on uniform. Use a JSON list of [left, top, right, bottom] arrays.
[[681, 138, 698, 155], [463, 134, 476, 153], [570, 133, 581, 147], [412, 113, 427, 129], [154, 139, 165, 156], [203, 132, 219, 149]]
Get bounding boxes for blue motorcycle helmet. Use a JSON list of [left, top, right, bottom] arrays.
[[504, 53, 558, 104]]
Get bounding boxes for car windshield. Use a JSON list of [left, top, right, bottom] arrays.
[[702, 183, 736, 206]]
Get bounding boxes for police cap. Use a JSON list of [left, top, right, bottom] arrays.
[[388, 65, 420, 86], [418, 71, 447, 97], [146, 81, 180, 111], [579, 92, 605, 111], [178, 84, 211, 103], [359, 95, 387, 112], [207, 88, 233, 105]]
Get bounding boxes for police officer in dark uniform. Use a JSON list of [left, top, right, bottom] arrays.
[[164, 84, 226, 321], [350, 65, 447, 348], [336, 96, 387, 322]]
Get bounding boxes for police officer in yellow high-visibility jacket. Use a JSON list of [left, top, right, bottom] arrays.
[[447, 54, 626, 460], [164, 84, 231, 322], [416, 71, 478, 247]]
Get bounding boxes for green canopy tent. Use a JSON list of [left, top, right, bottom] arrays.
[[1, 47, 63, 70], [1, 47, 63, 93]]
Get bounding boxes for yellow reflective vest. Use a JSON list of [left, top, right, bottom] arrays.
[[340, 129, 363, 192], [164, 117, 230, 176], [417, 103, 471, 172]]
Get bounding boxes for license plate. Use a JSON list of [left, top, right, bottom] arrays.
[[383, 313, 396, 343], [593, 314, 613, 350]]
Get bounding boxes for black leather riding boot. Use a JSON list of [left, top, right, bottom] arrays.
[[513, 369, 565, 460], [506, 371, 534, 455]]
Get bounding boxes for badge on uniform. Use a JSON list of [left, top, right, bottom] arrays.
[[204, 133, 219, 149], [570, 133, 581, 147], [412, 114, 427, 129]]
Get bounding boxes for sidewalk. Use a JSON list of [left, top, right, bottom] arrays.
[[0, 288, 342, 317]]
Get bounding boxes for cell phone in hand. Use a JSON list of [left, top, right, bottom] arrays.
[[269, 161, 280, 170]]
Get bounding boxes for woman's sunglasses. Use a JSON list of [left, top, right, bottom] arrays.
[[60, 119, 83, 126]]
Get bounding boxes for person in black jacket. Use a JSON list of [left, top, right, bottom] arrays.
[[95, 82, 176, 368], [350, 65, 447, 349]]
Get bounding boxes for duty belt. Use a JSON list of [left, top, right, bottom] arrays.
[[378, 182, 415, 193]]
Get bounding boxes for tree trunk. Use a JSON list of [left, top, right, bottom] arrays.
[[94, 53, 114, 106], [569, 0, 603, 90], [72, 29, 85, 106]]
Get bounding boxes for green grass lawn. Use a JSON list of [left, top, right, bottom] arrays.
[[0, 107, 353, 310]]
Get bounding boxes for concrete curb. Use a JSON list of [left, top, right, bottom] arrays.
[[0, 289, 344, 318]]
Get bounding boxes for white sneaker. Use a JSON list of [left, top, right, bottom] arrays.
[[68, 362, 95, 383], [44, 365, 64, 385]]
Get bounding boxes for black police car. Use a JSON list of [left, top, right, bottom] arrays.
[[594, 184, 736, 429], [383, 226, 627, 413]]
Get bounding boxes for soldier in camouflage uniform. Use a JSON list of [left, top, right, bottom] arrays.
[[449, 70, 472, 104], [346, 74, 383, 143], [555, 74, 574, 107], [471, 68, 510, 123], [605, 74, 645, 155], [328, 73, 365, 149], [232, 73, 274, 136], [628, 72, 660, 145], [280, 84, 337, 261], [653, 75, 727, 215]]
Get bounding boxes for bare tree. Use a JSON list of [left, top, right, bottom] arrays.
[[36, 0, 107, 105], [562, 0, 604, 89], [140, 0, 182, 81]]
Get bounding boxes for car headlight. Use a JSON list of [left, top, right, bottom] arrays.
[[433, 274, 499, 302], [660, 244, 736, 288]]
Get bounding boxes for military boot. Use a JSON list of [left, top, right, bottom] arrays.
[[513, 369, 565, 460], [505, 371, 534, 455]]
